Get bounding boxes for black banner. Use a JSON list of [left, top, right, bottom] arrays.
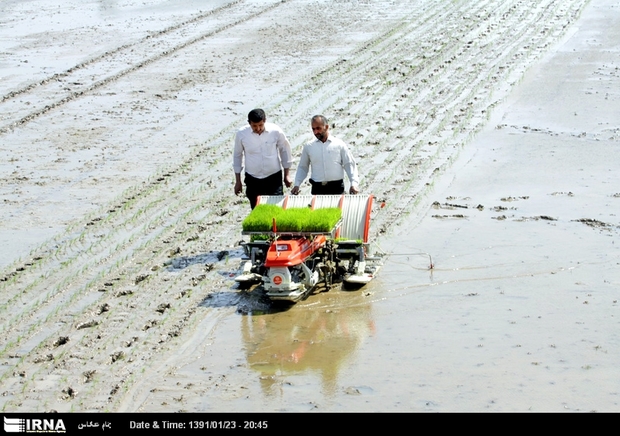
[[7, 413, 383, 434], [2, 411, 585, 433]]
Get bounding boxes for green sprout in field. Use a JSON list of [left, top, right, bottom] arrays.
[[242, 205, 342, 233]]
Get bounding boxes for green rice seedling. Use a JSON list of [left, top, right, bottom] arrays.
[[274, 208, 305, 232], [242, 205, 283, 232], [306, 207, 341, 232], [242, 205, 341, 233]]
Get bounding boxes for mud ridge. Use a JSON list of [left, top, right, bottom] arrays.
[[0, 0, 287, 134], [0, 0, 592, 412]]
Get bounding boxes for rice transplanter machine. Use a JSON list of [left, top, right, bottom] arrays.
[[235, 194, 384, 302]]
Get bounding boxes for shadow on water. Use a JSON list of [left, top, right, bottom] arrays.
[[197, 280, 362, 315], [340, 281, 366, 292], [198, 285, 297, 315], [170, 246, 373, 315], [165, 247, 298, 314]]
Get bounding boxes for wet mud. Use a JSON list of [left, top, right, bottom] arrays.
[[2, 0, 619, 412]]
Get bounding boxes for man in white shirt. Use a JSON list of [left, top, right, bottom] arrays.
[[233, 108, 293, 209], [292, 115, 359, 195]]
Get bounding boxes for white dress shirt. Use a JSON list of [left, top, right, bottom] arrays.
[[294, 135, 359, 188], [233, 122, 293, 179]]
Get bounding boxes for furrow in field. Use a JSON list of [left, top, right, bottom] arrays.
[[382, 0, 588, 220], [0, 0, 288, 134], [0, 0, 591, 411], [0, 173, 230, 352], [1, 0, 587, 365], [330, 0, 589, 234]]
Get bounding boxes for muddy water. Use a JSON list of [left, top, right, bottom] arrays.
[[122, 283, 382, 412], [2, 0, 616, 413], [129, 248, 564, 412], [126, 0, 620, 410]]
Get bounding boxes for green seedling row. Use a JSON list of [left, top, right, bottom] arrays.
[[242, 205, 342, 233]]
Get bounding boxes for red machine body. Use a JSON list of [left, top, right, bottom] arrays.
[[264, 235, 327, 268]]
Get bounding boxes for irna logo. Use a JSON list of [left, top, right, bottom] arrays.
[[4, 417, 66, 433]]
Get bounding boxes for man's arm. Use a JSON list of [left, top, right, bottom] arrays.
[[341, 144, 360, 193], [233, 132, 244, 195], [291, 145, 310, 195], [283, 168, 292, 188], [234, 172, 243, 195], [277, 130, 294, 188]]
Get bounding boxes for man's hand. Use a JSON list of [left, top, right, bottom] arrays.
[[291, 185, 300, 195], [349, 186, 359, 195], [284, 174, 292, 188], [234, 181, 243, 196]]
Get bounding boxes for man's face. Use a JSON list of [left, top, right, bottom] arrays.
[[249, 120, 265, 135], [311, 120, 329, 142]]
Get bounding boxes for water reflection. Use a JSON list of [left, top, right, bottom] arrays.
[[240, 295, 376, 397]]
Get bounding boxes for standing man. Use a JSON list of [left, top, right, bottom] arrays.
[[233, 108, 293, 209], [291, 115, 359, 195]]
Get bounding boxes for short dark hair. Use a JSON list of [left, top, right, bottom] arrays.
[[248, 108, 266, 123], [311, 114, 328, 125]]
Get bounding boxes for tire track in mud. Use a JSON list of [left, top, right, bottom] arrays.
[[267, 0, 589, 233], [0, 0, 590, 411], [0, 0, 287, 134]]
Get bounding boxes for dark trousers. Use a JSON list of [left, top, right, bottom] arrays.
[[245, 170, 283, 209], [309, 179, 345, 195]]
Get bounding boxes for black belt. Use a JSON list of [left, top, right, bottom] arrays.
[[310, 179, 343, 186]]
